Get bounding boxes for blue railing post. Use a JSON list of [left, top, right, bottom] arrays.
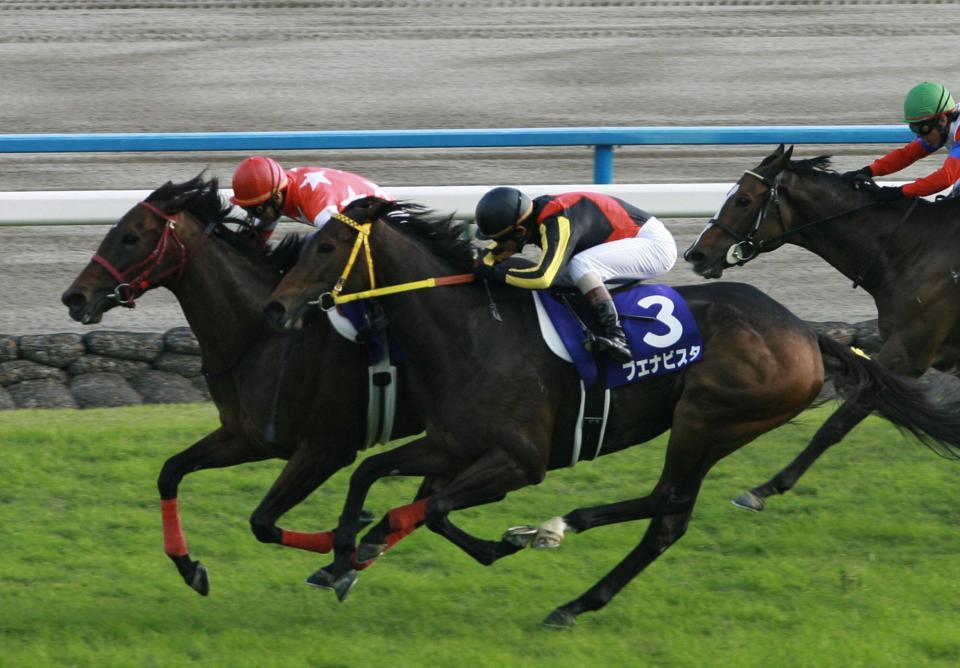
[[594, 144, 614, 184]]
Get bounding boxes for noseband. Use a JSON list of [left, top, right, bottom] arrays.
[[91, 200, 211, 307], [708, 170, 783, 267]]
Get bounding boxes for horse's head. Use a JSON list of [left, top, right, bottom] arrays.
[[684, 144, 797, 278], [264, 196, 396, 331], [62, 175, 232, 324]]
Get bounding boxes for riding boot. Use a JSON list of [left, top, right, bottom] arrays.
[[584, 286, 632, 363]]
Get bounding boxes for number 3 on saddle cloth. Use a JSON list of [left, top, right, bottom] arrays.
[[327, 302, 404, 449], [534, 284, 704, 466]]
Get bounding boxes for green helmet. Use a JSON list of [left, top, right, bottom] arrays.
[[903, 81, 956, 122]]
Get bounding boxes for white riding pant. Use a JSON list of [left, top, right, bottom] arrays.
[[556, 217, 678, 287]]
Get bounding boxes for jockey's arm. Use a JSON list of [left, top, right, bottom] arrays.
[[501, 215, 576, 290], [868, 138, 935, 177], [901, 150, 960, 197]]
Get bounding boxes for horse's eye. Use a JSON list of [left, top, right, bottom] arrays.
[[316, 243, 335, 254], [121, 234, 139, 246], [735, 196, 751, 207]]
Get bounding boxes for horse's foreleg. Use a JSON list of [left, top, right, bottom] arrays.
[[733, 401, 870, 511], [408, 448, 535, 565], [249, 442, 357, 555], [314, 437, 454, 592], [157, 428, 270, 595]]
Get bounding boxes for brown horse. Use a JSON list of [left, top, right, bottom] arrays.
[[61, 176, 423, 595], [684, 144, 960, 510], [261, 197, 960, 627]]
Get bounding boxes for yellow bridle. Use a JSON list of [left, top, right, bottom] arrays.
[[312, 211, 475, 310]]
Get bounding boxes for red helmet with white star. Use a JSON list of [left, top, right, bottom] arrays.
[[230, 156, 289, 206]]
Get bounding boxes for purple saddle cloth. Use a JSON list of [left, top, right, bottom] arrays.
[[537, 284, 703, 389]]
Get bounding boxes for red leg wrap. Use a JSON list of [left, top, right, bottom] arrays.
[[353, 498, 430, 571], [387, 497, 429, 532], [160, 498, 189, 557], [280, 530, 334, 553]]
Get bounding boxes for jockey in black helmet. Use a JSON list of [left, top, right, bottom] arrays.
[[474, 186, 677, 363]]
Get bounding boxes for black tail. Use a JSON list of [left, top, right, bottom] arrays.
[[818, 334, 960, 460]]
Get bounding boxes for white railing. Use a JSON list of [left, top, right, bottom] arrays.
[[0, 184, 737, 225]]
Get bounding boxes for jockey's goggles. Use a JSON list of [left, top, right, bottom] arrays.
[[244, 200, 276, 217], [909, 118, 939, 136]]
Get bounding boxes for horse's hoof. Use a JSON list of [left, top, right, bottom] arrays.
[[731, 490, 766, 512], [532, 517, 568, 549], [355, 542, 387, 564], [503, 525, 538, 548], [305, 566, 337, 590], [358, 508, 377, 527], [542, 609, 576, 629], [334, 570, 358, 602], [187, 561, 210, 596]]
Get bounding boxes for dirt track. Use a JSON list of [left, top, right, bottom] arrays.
[[3, 0, 955, 334]]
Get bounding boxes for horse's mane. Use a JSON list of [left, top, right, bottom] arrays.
[[758, 152, 839, 180], [379, 200, 476, 272], [267, 233, 309, 274], [144, 173, 299, 270]]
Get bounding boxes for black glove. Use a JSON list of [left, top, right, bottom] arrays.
[[474, 260, 506, 284], [840, 166, 873, 188], [859, 180, 905, 201]]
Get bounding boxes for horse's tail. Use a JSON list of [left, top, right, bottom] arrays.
[[818, 333, 960, 460]]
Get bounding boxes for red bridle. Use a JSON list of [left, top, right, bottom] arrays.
[[91, 200, 191, 307]]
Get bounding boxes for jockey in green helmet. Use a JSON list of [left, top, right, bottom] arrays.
[[841, 81, 960, 201]]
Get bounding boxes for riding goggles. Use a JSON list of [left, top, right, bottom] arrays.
[[909, 119, 939, 136]]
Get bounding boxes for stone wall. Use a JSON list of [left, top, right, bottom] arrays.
[[0, 318, 955, 410], [0, 327, 209, 409]]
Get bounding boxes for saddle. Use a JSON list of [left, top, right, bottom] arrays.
[[534, 282, 704, 466]]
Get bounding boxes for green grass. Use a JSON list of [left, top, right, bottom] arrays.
[[2, 404, 959, 667]]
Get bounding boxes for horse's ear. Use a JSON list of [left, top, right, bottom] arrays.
[[784, 145, 794, 161], [773, 144, 785, 156]]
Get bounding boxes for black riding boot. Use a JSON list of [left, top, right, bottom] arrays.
[[584, 287, 632, 363]]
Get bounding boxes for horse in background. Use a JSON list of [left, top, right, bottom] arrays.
[[61, 176, 423, 595], [684, 144, 960, 510]]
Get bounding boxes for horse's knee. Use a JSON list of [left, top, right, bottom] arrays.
[[157, 459, 182, 498], [249, 511, 281, 544]]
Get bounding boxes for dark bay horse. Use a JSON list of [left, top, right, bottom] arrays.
[[684, 144, 960, 510], [61, 176, 423, 595], [262, 197, 960, 627]]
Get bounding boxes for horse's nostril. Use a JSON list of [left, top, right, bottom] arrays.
[[264, 301, 287, 325], [62, 291, 86, 309], [684, 249, 703, 263]]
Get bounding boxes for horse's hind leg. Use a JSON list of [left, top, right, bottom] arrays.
[[157, 427, 271, 595], [544, 507, 697, 629], [733, 401, 870, 511]]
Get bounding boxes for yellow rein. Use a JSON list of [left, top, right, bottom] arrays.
[[314, 211, 474, 309]]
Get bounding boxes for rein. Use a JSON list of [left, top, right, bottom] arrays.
[[310, 211, 475, 311], [92, 200, 214, 307]]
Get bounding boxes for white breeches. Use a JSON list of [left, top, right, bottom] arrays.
[[556, 217, 678, 287]]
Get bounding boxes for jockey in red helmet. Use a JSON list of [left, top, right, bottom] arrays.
[[230, 156, 392, 241]]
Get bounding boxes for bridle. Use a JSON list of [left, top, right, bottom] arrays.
[[309, 211, 474, 311], [708, 169, 786, 266], [709, 169, 893, 271], [91, 200, 213, 307]]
